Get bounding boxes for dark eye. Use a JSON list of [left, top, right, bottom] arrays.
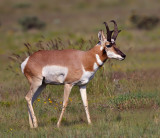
[[106, 44, 111, 48]]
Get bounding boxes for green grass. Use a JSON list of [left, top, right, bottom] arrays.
[[0, 0, 160, 137]]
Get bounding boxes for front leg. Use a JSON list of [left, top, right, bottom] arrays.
[[79, 85, 91, 124]]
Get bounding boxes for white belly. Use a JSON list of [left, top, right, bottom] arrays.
[[42, 65, 68, 84]]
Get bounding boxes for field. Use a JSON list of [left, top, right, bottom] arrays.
[[0, 0, 160, 137]]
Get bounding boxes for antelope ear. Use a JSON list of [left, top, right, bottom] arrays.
[[98, 30, 105, 42]]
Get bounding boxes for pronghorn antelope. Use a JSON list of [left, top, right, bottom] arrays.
[[21, 20, 126, 128]]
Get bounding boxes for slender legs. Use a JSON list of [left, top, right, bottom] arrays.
[[25, 79, 45, 128], [79, 85, 91, 124], [57, 84, 91, 127], [57, 84, 73, 127], [25, 81, 91, 128]]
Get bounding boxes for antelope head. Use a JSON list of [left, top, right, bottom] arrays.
[[98, 20, 126, 60]]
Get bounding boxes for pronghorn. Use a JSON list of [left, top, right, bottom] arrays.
[[21, 20, 126, 128]]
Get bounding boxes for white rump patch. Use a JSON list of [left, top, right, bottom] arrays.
[[107, 51, 123, 60], [21, 57, 29, 73], [96, 54, 103, 65], [42, 65, 68, 84]]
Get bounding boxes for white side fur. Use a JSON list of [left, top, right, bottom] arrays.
[[42, 65, 68, 84]]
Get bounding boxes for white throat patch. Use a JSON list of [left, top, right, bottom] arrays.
[[96, 54, 103, 65], [93, 62, 98, 71]]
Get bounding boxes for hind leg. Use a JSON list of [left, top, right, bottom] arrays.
[[57, 84, 73, 127], [25, 78, 46, 128]]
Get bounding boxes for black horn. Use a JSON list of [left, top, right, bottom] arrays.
[[103, 22, 113, 42], [110, 20, 121, 42]]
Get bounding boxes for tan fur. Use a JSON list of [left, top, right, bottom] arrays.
[[24, 46, 108, 84]]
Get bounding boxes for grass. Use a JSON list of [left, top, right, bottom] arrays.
[[0, 0, 160, 137]]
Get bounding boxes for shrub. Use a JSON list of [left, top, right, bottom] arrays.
[[13, 3, 31, 9], [18, 16, 46, 31], [130, 13, 159, 30]]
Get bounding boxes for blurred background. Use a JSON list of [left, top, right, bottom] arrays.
[[0, 0, 160, 137]]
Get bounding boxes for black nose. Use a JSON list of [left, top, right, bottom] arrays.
[[122, 54, 126, 59]]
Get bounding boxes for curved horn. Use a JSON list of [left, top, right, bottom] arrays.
[[103, 22, 113, 42], [110, 20, 120, 42]]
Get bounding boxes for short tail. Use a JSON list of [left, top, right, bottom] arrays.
[[21, 57, 30, 73]]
